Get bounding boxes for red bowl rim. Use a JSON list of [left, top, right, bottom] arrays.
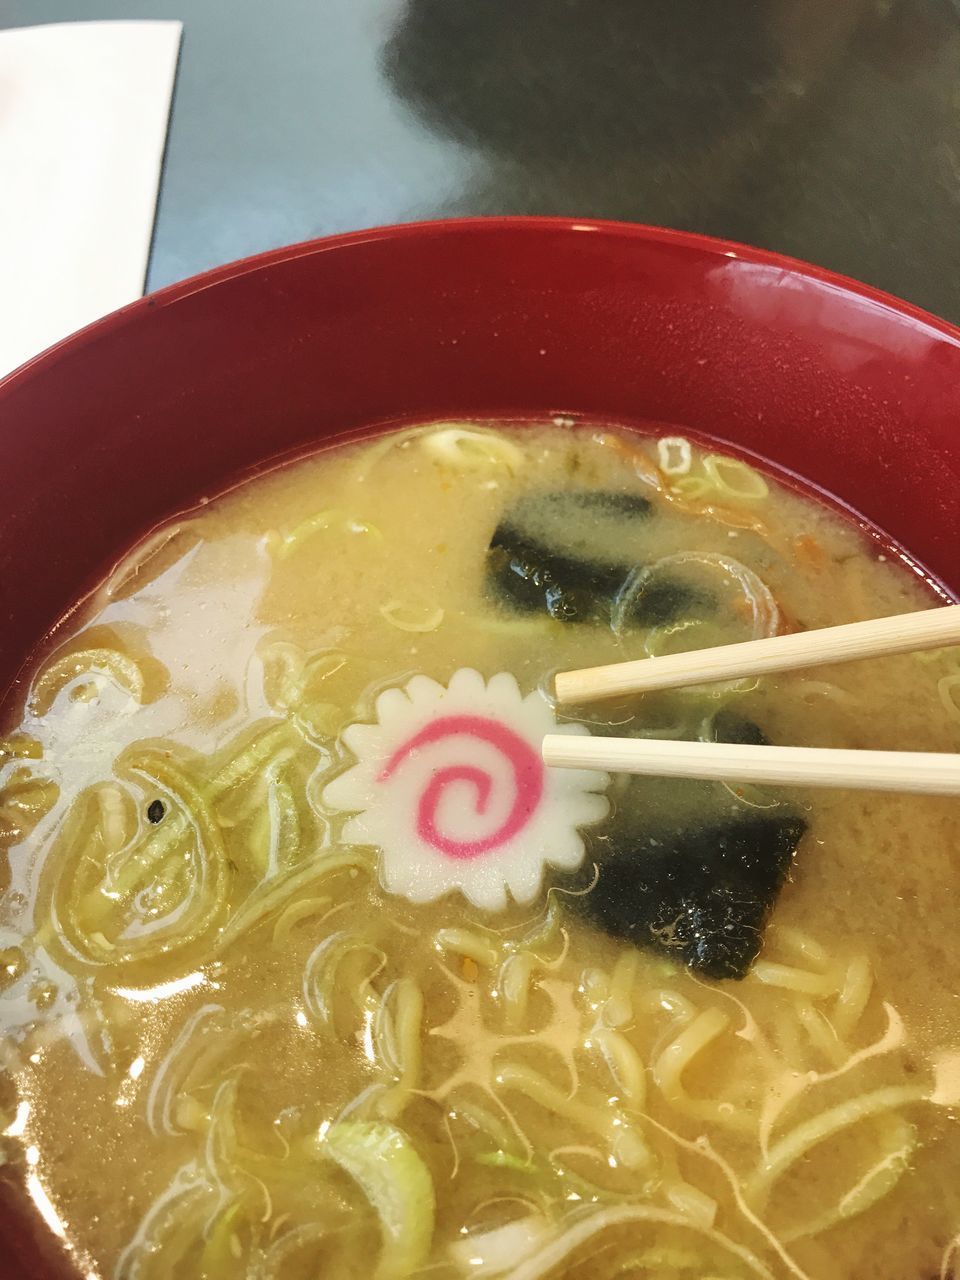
[[4, 216, 960, 395]]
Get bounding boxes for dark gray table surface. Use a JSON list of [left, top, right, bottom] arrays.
[[5, 0, 960, 321]]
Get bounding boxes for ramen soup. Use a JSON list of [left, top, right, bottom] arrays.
[[2, 422, 960, 1280]]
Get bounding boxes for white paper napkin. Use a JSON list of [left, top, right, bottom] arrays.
[[0, 20, 182, 379]]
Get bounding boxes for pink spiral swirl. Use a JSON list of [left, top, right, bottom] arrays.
[[378, 714, 545, 860]]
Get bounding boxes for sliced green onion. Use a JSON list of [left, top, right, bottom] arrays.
[[267, 510, 383, 559], [197, 1201, 244, 1276], [319, 1121, 435, 1280], [421, 426, 525, 475], [475, 1150, 534, 1173], [657, 436, 692, 476], [266, 509, 339, 559], [379, 602, 445, 633], [30, 647, 147, 715], [702, 453, 769, 501]]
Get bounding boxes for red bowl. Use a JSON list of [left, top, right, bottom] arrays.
[[2, 216, 960, 1277]]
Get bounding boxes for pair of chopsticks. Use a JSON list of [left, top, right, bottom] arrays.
[[542, 604, 960, 795]]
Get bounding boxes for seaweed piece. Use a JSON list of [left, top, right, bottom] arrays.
[[569, 711, 807, 979], [487, 490, 701, 626], [578, 814, 806, 981], [487, 529, 625, 622], [706, 709, 769, 747]]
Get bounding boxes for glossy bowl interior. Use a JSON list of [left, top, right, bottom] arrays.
[[2, 216, 960, 1277]]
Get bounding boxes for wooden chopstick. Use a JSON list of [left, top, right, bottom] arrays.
[[541, 735, 960, 795], [554, 603, 960, 706]]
